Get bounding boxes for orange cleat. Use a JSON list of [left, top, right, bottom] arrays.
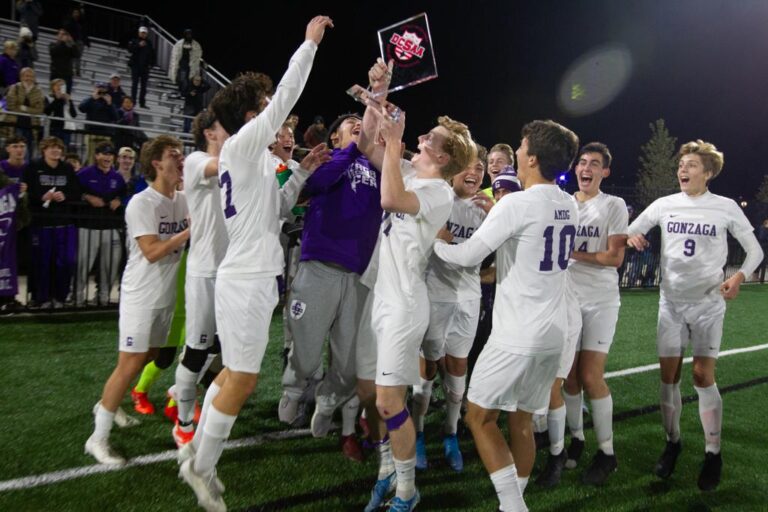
[[173, 422, 195, 448], [341, 434, 364, 463], [131, 388, 155, 415]]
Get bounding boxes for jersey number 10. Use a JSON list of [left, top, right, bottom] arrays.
[[539, 225, 576, 271]]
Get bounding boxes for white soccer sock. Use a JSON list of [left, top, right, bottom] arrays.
[[547, 405, 567, 456], [341, 395, 359, 436], [490, 465, 528, 512], [175, 364, 199, 429], [93, 404, 115, 441], [591, 394, 614, 455], [193, 406, 236, 477], [411, 377, 434, 433], [564, 390, 585, 440], [695, 384, 722, 454], [517, 475, 529, 494], [660, 382, 682, 443], [377, 439, 395, 480], [443, 373, 466, 436], [531, 413, 547, 434], [393, 456, 416, 500], [193, 382, 220, 451]]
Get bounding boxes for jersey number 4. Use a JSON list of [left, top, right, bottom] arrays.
[[220, 171, 237, 219], [539, 225, 576, 271]]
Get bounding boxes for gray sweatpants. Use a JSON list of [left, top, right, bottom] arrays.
[[284, 260, 367, 414], [76, 228, 122, 304]]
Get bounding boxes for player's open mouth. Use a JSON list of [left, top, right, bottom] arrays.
[[464, 176, 478, 186], [352, 128, 361, 136], [282, 144, 293, 151], [579, 174, 593, 185], [680, 176, 690, 184]]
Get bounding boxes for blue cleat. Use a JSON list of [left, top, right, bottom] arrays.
[[415, 432, 427, 470], [364, 471, 396, 512], [443, 434, 464, 472], [387, 489, 420, 511]]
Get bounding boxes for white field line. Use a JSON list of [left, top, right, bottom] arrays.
[[2, 343, 767, 493]]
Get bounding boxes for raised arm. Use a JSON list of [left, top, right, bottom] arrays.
[[371, 107, 420, 215], [358, 58, 393, 170]]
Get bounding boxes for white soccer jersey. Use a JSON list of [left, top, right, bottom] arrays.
[[216, 40, 316, 278], [434, 184, 579, 354], [568, 192, 628, 304], [374, 163, 454, 308], [121, 187, 188, 308], [426, 195, 487, 302], [628, 191, 760, 302], [184, 151, 228, 278]]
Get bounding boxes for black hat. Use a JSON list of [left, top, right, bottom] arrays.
[[325, 113, 362, 146]]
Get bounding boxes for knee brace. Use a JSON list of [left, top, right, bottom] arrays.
[[153, 346, 178, 370], [384, 408, 410, 432], [181, 347, 209, 373]]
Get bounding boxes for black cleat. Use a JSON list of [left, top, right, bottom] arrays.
[[697, 451, 722, 491], [565, 437, 585, 469], [534, 430, 550, 451], [655, 440, 682, 479], [582, 450, 618, 485], [535, 449, 568, 488]]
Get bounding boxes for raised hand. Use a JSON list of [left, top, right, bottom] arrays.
[[369, 104, 405, 145], [472, 191, 494, 214], [300, 143, 333, 172], [305, 15, 334, 45], [368, 58, 393, 96]]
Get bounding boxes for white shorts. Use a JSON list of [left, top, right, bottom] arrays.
[[468, 344, 560, 413], [356, 287, 377, 381], [556, 290, 582, 379], [185, 275, 216, 350], [657, 298, 725, 359], [374, 293, 429, 387], [422, 299, 480, 361], [215, 276, 278, 374], [576, 302, 620, 354], [118, 304, 174, 353]]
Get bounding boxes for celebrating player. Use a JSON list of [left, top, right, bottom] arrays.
[[627, 140, 763, 491]]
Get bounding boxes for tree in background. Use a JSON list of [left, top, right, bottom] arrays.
[[635, 119, 678, 208]]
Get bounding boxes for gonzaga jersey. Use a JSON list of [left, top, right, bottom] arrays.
[[122, 187, 188, 308], [628, 191, 755, 302], [184, 151, 228, 278], [426, 195, 487, 302], [568, 192, 628, 304], [473, 184, 578, 354], [216, 40, 316, 278], [374, 163, 453, 308]]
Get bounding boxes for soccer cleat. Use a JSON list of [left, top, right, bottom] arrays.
[[364, 471, 396, 512], [565, 437, 585, 469], [415, 431, 427, 470], [535, 449, 568, 488], [534, 430, 550, 451], [310, 406, 333, 438], [341, 434, 364, 462], [443, 434, 463, 472], [164, 388, 179, 423], [387, 489, 420, 512], [655, 440, 682, 479], [177, 445, 225, 494], [179, 458, 227, 512], [173, 423, 195, 448], [582, 450, 618, 485], [85, 436, 126, 466], [697, 452, 722, 491], [278, 392, 299, 424], [359, 415, 371, 439], [131, 388, 155, 415]]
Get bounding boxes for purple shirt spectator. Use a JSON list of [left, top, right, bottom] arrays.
[[0, 160, 26, 184], [77, 164, 126, 230]]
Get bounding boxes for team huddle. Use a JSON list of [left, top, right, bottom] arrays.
[[81, 16, 764, 512]]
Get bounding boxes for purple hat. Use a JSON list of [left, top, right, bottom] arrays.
[[492, 165, 522, 194]]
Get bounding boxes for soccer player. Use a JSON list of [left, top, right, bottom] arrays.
[[362, 102, 475, 510], [536, 142, 628, 487], [171, 109, 228, 448], [434, 120, 579, 512], [412, 149, 487, 473], [627, 140, 763, 491], [85, 135, 189, 465], [178, 16, 333, 512]]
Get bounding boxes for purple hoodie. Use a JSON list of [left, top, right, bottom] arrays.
[[0, 54, 19, 89], [300, 142, 382, 274]]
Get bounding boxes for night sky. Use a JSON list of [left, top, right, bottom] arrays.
[[70, 1, 768, 205]]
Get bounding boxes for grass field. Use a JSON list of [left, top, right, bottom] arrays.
[[1, 287, 767, 511]]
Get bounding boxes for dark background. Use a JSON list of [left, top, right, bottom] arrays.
[[14, 0, 768, 210]]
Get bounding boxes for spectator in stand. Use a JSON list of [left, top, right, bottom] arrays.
[[106, 73, 126, 106], [0, 162, 29, 314], [79, 82, 119, 165], [21, 136, 80, 308], [76, 142, 125, 306], [64, 152, 82, 172], [1, 136, 27, 185], [127, 26, 155, 109], [0, 40, 20, 96], [5, 67, 44, 158], [116, 147, 146, 205], [169, 29, 202, 96], [44, 78, 77, 148], [303, 115, 328, 148], [182, 75, 209, 132], [287, 113, 304, 146], [17, 26, 37, 68], [758, 219, 768, 244], [115, 96, 146, 151], [63, 6, 90, 77], [49, 28, 79, 95], [16, 0, 43, 40]]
